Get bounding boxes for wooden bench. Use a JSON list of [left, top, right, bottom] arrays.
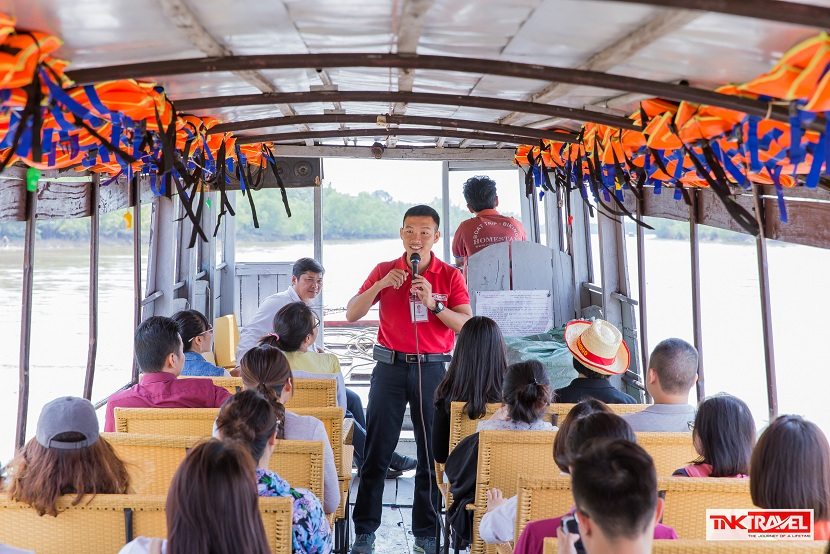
[[471, 430, 558, 554], [178, 376, 338, 408], [113, 406, 351, 519], [658, 477, 754, 539], [515, 476, 753, 543], [104, 433, 325, 502], [0, 493, 292, 554], [514, 475, 573, 542]]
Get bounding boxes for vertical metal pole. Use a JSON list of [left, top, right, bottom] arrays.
[[313, 183, 324, 349], [636, 197, 650, 384], [220, 193, 237, 319], [752, 185, 778, 420], [15, 183, 37, 449], [689, 193, 705, 402], [132, 176, 142, 383], [441, 161, 451, 263], [83, 175, 100, 400], [313, 184, 323, 264]]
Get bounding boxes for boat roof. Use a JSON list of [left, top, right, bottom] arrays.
[[11, 0, 830, 150]]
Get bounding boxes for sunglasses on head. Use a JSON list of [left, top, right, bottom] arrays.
[[187, 326, 213, 342]]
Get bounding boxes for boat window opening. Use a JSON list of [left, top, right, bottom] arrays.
[[319, 159, 444, 318], [621, 217, 642, 348], [640, 215, 695, 378], [768, 238, 830, 437], [0, 220, 25, 464], [697, 224, 769, 431]]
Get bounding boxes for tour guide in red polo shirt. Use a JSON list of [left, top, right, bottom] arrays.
[[104, 316, 230, 432], [348, 205, 472, 554]]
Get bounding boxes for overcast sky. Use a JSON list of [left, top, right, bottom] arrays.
[[322, 158, 524, 217]]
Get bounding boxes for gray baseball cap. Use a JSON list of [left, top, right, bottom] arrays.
[[35, 396, 100, 450]]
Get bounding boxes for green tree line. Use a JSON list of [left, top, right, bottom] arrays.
[[233, 185, 473, 241], [0, 186, 471, 242], [0, 185, 750, 243]]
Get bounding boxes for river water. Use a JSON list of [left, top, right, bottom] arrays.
[[1, 235, 830, 464]]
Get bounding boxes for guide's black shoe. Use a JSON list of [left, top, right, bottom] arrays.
[[386, 454, 417, 479], [351, 533, 375, 553]]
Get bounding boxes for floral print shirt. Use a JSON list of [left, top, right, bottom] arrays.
[[256, 468, 332, 554]]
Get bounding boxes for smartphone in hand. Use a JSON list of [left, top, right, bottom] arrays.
[[560, 515, 586, 554]]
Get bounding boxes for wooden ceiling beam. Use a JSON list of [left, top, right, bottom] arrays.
[[235, 127, 536, 145], [66, 52, 791, 125], [178, 90, 637, 129], [599, 0, 830, 28], [392, 0, 434, 116], [210, 113, 577, 142], [156, 0, 316, 146]]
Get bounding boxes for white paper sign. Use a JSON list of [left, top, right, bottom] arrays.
[[475, 290, 553, 337]]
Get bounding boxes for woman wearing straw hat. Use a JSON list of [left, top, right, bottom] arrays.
[[555, 319, 637, 404]]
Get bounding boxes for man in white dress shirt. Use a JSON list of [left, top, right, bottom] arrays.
[[236, 257, 324, 362]]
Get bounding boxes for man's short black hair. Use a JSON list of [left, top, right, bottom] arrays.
[[571, 439, 658, 540], [573, 358, 610, 380], [463, 175, 498, 212], [292, 257, 324, 278], [648, 338, 698, 395], [403, 205, 440, 229], [135, 316, 182, 373]]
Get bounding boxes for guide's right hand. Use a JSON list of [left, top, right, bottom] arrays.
[[379, 268, 408, 290]]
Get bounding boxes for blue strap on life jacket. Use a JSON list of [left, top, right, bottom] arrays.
[[712, 140, 747, 188], [746, 116, 762, 172], [101, 170, 122, 187], [83, 84, 118, 124], [805, 119, 829, 189], [671, 150, 685, 200], [766, 164, 788, 223], [43, 128, 55, 166]]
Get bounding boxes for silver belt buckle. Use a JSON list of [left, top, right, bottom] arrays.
[[405, 354, 421, 363]]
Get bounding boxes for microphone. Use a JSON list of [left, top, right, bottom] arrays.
[[410, 252, 421, 277]]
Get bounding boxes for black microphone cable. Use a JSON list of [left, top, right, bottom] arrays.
[[408, 252, 444, 542]]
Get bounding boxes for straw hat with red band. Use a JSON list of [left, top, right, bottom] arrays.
[[565, 319, 630, 376]]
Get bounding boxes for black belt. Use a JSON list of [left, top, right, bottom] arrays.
[[373, 345, 451, 364]]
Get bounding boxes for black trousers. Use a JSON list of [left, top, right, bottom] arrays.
[[352, 359, 445, 537]]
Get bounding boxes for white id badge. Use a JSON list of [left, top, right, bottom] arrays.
[[410, 299, 429, 323]]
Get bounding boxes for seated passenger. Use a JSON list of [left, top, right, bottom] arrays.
[[119, 439, 271, 554], [215, 389, 332, 553], [104, 316, 231, 432], [239, 342, 340, 515], [512, 413, 677, 552], [476, 360, 556, 432], [172, 309, 228, 377], [751, 415, 830, 540], [268, 303, 416, 476], [444, 360, 556, 548], [432, 315, 506, 464], [673, 394, 754, 478], [556, 319, 637, 404], [5, 396, 129, 516], [480, 399, 614, 544], [556, 439, 668, 554], [236, 257, 324, 363], [623, 338, 698, 432], [270, 302, 346, 406]]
